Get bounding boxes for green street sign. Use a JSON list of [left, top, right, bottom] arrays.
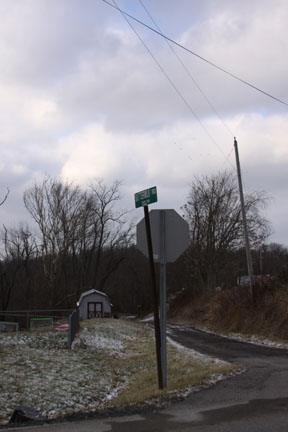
[[135, 186, 158, 208]]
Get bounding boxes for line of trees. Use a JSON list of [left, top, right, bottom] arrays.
[[1, 177, 137, 311], [1, 171, 288, 315]]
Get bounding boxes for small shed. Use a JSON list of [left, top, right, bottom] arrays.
[[77, 289, 112, 320]]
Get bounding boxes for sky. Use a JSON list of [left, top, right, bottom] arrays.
[[0, 0, 287, 245]]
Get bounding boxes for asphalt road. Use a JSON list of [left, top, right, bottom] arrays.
[[4, 325, 288, 431]]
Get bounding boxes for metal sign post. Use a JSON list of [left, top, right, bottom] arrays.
[[134, 187, 163, 390], [136, 209, 190, 389]]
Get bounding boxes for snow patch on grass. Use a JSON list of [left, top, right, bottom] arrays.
[[0, 321, 135, 422], [73, 332, 124, 353], [167, 336, 227, 365], [0, 319, 238, 424]]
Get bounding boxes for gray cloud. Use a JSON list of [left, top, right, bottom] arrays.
[[0, 0, 287, 246]]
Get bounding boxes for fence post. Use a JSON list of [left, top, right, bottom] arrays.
[[68, 313, 72, 349], [68, 308, 80, 349]]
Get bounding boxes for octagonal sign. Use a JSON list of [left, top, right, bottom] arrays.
[[136, 209, 189, 263]]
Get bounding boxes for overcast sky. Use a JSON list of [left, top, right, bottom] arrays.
[[0, 0, 287, 245]]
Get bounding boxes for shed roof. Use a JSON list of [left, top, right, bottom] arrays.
[[77, 289, 109, 306]]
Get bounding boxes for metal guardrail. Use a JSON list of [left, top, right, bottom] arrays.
[[68, 308, 80, 349]]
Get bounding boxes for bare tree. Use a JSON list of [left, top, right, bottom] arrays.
[[23, 176, 133, 307], [0, 224, 37, 310], [183, 171, 271, 293], [0, 188, 9, 206], [88, 179, 133, 291], [23, 176, 86, 306]]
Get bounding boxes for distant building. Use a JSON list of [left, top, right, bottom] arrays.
[[237, 276, 251, 286], [77, 289, 112, 320], [237, 275, 271, 286]]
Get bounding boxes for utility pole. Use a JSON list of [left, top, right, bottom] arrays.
[[234, 137, 254, 298], [159, 210, 167, 388]]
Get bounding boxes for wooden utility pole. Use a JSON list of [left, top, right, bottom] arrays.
[[234, 137, 254, 298], [159, 210, 167, 388]]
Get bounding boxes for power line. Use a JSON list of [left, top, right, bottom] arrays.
[[137, 0, 234, 138], [102, 0, 288, 108], [111, 0, 234, 167]]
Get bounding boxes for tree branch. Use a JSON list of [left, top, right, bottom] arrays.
[[0, 188, 9, 206]]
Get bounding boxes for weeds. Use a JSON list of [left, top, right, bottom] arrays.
[[170, 281, 288, 342]]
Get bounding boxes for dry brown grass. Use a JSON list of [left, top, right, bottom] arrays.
[[169, 281, 288, 343], [99, 319, 240, 407], [109, 332, 238, 407]]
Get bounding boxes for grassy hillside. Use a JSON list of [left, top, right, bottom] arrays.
[[169, 280, 288, 344], [0, 319, 240, 424]]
